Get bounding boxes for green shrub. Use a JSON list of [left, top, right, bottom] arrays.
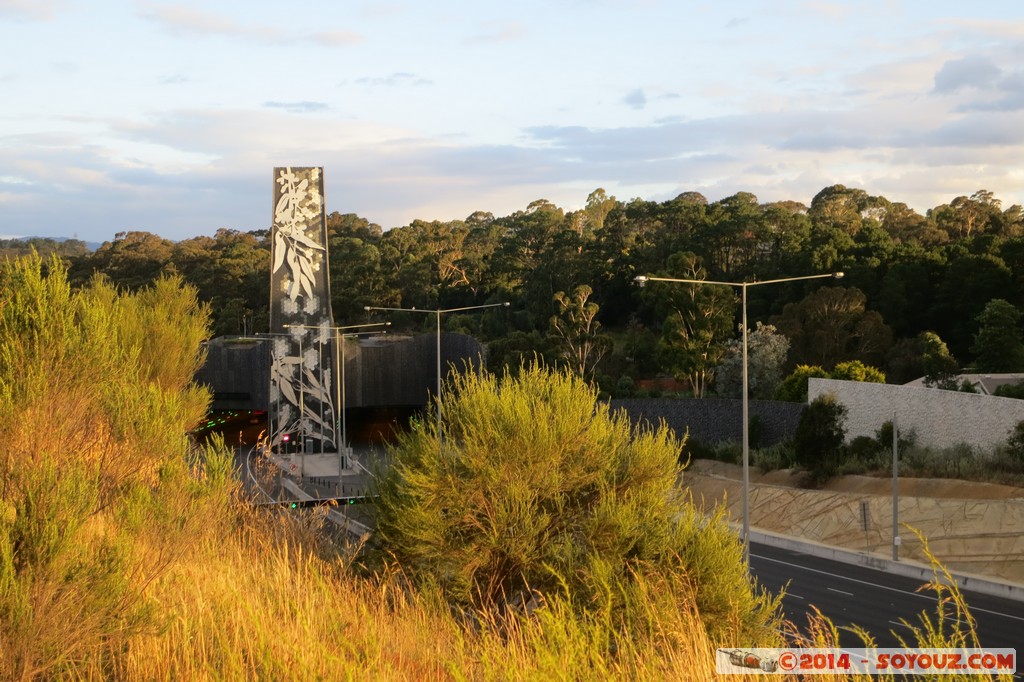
[[683, 438, 715, 462], [1007, 420, 1024, 462], [830, 360, 886, 383], [847, 435, 882, 461], [776, 365, 829, 402], [709, 440, 742, 465], [874, 420, 917, 454], [372, 363, 781, 646], [793, 394, 847, 484], [753, 442, 795, 472], [994, 382, 1024, 399], [748, 413, 765, 449], [614, 374, 635, 398], [0, 253, 217, 678]]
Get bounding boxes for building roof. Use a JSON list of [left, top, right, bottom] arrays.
[[903, 373, 1024, 395]]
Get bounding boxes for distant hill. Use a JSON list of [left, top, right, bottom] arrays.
[[0, 236, 101, 256]]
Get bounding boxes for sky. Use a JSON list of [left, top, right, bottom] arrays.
[[2, 0, 1023, 243]]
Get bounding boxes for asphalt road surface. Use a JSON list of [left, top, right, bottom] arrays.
[[750, 542, 1023, 663]]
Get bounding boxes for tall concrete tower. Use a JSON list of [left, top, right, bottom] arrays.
[[267, 167, 336, 453]]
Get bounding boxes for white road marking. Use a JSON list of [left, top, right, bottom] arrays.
[[828, 587, 855, 596], [751, 552, 1024, 623]]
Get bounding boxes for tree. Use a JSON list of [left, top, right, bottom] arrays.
[[936, 190, 1002, 240], [549, 284, 612, 382], [809, 184, 869, 236], [759, 202, 812, 276], [930, 254, 1013, 359], [703, 191, 762, 276], [882, 202, 939, 246], [172, 229, 270, 336], [772, 286, 893, 370], [647, 252, 736, 397], [793, 394, 847, 483], [919, 331, 960, 389], [372, 364, 781, 644], [971, 299, 1024, 372], [69, 231, 174, 290], [876, 255, 943, 339], [579, 187, 618, 233], [714, 322, 790, 399]]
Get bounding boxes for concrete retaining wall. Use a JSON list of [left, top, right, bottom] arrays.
[[609, 398, 804, 447], [197, 332, 484, 410], [808, 378, 1024, 450]]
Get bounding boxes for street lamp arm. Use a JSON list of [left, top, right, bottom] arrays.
[[364, 305, 430, 314], [364, 302, 510, 314], [437, 301, 510, 314], [637, 275, 745, 288], [635, 272, 843, 289], [745, 271, 844, 287], [286, 321, 391, 331]]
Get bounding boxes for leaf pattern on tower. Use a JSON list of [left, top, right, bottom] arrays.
[[268, 167, 337, 450]]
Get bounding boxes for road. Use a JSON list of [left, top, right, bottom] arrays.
[[750, 542, 1024, 660], [232, 445, 377, 528]]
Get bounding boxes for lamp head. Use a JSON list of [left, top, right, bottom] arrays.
[[634, 275, 648, 288], [833, 272, 845, 279]]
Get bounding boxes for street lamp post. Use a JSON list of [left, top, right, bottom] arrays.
[[635, 271, 843, 562], [337, 327, 389, 465], [364, 302, 510, 437]]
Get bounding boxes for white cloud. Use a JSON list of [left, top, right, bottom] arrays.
[[352, 73, 433, 88], [311, 29, 364, 47], [464, 20, 525, 45], [0, 0, 61, 21], [263, 101, 331, 114]]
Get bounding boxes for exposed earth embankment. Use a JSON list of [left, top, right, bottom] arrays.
[[685, 460, 1024, 584]]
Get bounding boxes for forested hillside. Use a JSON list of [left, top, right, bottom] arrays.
[[22, 184, 1024, 396]]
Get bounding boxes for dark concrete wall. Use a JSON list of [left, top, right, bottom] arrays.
[[196, 332, 484, 410], [344, 333, 484, 407], [196, 339, 271, 410], [609, 398, 805, 447]]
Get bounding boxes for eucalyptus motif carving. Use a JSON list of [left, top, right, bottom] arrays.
[[268, 167, 336, 450]]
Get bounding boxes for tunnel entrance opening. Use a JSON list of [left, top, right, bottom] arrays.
[[344, 406, 420, 446]]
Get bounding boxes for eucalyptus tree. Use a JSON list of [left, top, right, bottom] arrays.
[[643, 252, 737, 397], [714, 322, 790, 399], [771, 286, 892, 370], [549, 284, 612, 382], [930, 253, 1013, 358], [971, 298, 1024, 372]]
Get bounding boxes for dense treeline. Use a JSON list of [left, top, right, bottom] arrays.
[[22, 184, 1024, 395]]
